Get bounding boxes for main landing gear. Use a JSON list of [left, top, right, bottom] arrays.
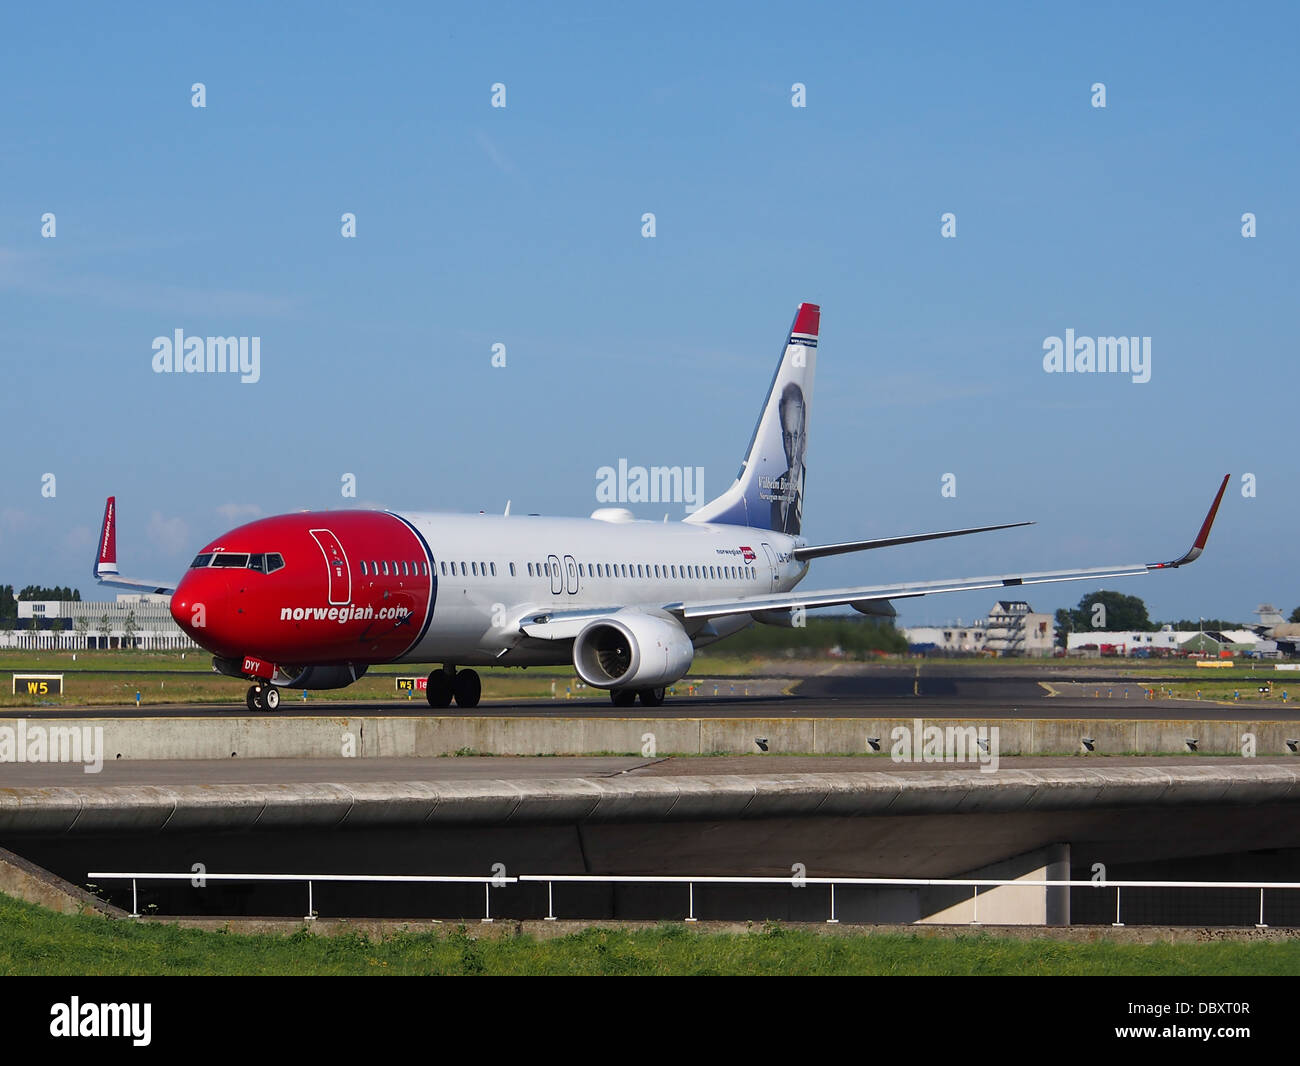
[[426, 666, 481, 709], [246, 684, 281, 712], [610, 687, 665, 707]]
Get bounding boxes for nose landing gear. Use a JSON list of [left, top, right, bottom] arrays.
[[246, 685, 281, 712]]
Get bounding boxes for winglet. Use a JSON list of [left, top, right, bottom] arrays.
[[94, 496, 119, 579], [1147, 475, 1229, 569]]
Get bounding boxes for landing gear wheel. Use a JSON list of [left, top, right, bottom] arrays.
[[610, 688, 637, 708], [453, 669, 481, 709], [262, 686, 281, 711], [246, 686, 261, 712], [638, 687, 666, 707], [426, 670, 454, 709]]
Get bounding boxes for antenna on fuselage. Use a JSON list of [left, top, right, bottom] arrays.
[[504, 500, 511, 516]]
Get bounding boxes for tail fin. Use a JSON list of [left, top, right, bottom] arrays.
[[685, 302, 818, 535], [91, 495, 175, 594], [94, 496, 119, 580]]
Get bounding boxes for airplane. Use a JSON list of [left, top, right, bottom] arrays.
[[92, 302, 1230, 712]]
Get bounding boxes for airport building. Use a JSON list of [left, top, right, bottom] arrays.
[[1065, 626, 1266, 657], [1, 595, 198, 651], [904, 600, 1055, 657]]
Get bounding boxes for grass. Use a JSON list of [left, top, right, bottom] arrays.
[[0, 648, 781, 708], [2, 647, 1295, 709], [1, 893, 1297, 975]]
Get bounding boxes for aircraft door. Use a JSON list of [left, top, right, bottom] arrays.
[[564, 554, 579, 595], [310, 529, 352, 605], [760, 543, 779, 593], [548, 554, 563, 595]]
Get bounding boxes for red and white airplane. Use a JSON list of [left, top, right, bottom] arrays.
[[94, 303, 1229, 712]]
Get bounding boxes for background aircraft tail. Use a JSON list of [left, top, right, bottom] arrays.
[[685, 302, 818, 535]]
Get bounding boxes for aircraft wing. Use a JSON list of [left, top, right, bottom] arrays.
[[92, 496, 177, 596], [672, 475, 1229, 623], [792, 520, 1033, 561]]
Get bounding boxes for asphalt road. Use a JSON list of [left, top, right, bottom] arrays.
[[4, 754, 1293, 787]]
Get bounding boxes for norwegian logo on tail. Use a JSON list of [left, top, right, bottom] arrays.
[[95, 496, 119, 578], [686, 302, 818, 535]]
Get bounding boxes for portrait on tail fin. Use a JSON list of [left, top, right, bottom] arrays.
[[764, 382, 806, 535]]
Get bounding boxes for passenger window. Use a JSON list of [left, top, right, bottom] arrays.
[[509, 563, 516, 577], [472, 562, 479, 576], [490, 562, 496, 576], [360, 560, 368, 576]]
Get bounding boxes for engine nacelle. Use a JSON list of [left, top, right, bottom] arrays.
[[210, 656, 367, 690], [573, 611, 694, 689], [278, 663, 369, 689]]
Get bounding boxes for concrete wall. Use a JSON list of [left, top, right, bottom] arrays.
[[0, 844, 125, 917], [1, 714, 1294, 761]]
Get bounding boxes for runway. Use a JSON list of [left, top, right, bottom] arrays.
[[15, 665, 1298, 721]]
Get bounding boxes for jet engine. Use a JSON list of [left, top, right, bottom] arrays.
[[572, 611, 694, 689]]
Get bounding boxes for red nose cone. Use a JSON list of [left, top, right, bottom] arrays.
[[171, 571, 230, 651]]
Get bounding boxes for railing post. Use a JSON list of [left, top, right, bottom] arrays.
[[1112, 886, 1124, 927], [545, 880, 556, 921], [970, 884, 980, 925], [131, 878, 139, 919], [482, 881, 493, 923], [685, 881, 698, 923], [827, 882, 839, 924], [1257, 888, 1268, 929], [304, 879, 316, 922]]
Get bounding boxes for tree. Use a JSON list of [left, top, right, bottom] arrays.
[[122, 610, 138, 650], [1059, 590, 1154, 634], [1053, 608, 1072, 648], [1291, 607, 1300, 624], [74, 614, 89, 647], [98, 614, 112, 650]]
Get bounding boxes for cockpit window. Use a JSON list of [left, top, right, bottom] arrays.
[[191, 553, 213, 568], [212, 553, 250, 568], [247, 554, 266, 573], [265, 553, 285, 573]]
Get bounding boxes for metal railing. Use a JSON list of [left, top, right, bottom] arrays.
[[86, 870, 1300, 926], [87, 871, 516, 922]]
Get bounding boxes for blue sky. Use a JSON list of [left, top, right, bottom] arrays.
[[1, 1, 1295, 626]]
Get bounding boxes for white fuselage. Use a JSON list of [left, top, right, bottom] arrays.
[[394, 511, 808, 665]]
